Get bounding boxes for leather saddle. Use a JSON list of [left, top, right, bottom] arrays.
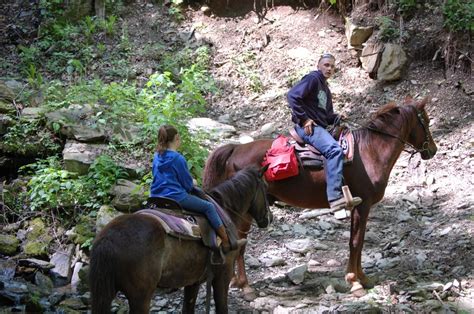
[[288, 126, 354, 170], [137, 196, 234, 252]]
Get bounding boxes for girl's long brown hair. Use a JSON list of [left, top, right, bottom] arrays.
[[157, 125, 178, 154]]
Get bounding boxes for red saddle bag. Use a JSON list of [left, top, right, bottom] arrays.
[[262, 135, 299, 181]]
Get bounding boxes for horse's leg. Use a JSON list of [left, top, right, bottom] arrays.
[[212, 264, 233, 313], [346, 205, 370, 296], [229, 219, 256, 301], [127, 290, 154, 314], [125, 274, 158, 314], [182, 283, 200, 314]]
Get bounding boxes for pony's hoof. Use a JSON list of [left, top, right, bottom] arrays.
[[351, 282, 367, 298], [242, 286, 257, 301]]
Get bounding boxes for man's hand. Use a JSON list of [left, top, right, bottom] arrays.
[[303, 119, 315, 135], [339, 113, 348, 121]]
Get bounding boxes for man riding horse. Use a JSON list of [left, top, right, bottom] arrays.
[[287, 53, 362, 211]]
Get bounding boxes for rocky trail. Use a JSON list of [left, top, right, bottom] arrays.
[[1, 1, 473, 313]]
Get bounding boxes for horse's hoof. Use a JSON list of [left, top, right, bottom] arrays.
[[351, 282, 367, 298], [360, 278, 375, 289], [230, 278, 242, 288], [242, 286, 257, 301]]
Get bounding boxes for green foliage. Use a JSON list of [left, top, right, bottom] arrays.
[[1, 119, 61, 156], [101, 15, 117, 36], [66, 59, 86, 76], [18, 45, 41, 70], [24, 157, 88, 212], [233, 51, 264, 93], [20, 1, 122, 80], [82, 16, 98, 43], [396, 0, 417, 16], [376, 16, 403, 42], [159, 46, 212, 77], [84, 155, 128, 206], [24, 64, 44, 90], [443, 0, 474, 32], [37, 45, 214, 180], [22, 154, 128, 213], [168, 0, 185, 22]]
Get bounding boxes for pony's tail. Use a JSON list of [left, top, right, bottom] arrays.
[[202, 144, 236, 190], [89, 238, 116, 314]]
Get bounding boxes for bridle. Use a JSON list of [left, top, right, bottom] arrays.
[[249, 177, 271, 226]]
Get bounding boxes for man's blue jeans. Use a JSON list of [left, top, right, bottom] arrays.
[[295, 124, 344, 202], [179, 194, 223, 230]]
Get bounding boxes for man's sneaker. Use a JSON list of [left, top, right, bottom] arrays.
[[329, 196, 363, 212]]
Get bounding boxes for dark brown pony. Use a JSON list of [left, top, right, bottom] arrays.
[[89, 166, 272, 313], [203, 96, 437, 298]]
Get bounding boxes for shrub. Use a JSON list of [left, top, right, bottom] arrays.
[[443, 0, 474, 32]]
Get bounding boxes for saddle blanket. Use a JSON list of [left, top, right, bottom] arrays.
[[135, 209, 201, 240], [135, 208, 220, 250]]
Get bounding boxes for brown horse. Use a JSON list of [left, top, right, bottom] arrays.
[[89, 166, 272, 313], [202, 96, 437, 297]]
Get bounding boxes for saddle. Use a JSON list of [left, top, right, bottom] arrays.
[[288, 125, 354, 170], [138, 196, 237, 252]]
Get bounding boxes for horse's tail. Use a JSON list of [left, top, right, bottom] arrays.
[[203, 143, 236, 190], [89, 237, 117, 314]]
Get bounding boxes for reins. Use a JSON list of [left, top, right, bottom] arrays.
[[344, 106, 432, 157]]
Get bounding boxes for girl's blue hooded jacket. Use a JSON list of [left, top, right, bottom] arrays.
[[150, 150, 193, 201]]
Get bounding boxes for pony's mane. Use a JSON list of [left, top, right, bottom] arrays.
[[365, 101, 417, 131], [209, 166, 260, 210], [354, 100, 418, 146]]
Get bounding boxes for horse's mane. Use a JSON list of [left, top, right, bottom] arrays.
[[208, 166, 260, 211], [202, 144, 237, 190], [355, 101, 416, 144]]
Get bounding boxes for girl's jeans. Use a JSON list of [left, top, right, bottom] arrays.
[[295, 124, 344, 202], [179, 194, 223, 230]]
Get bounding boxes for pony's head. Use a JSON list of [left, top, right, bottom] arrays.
[[248, 165, 272, 228], [209, 165, 272, 228], [404, 96, 437, 159]]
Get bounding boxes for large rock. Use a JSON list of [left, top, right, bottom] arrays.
[[0, 100, 16, 115], [95, 205, 122, 233], [377, 43, 407, 81], [21, 107, 46, 121], [50, 244, 75, 285], [62, 140, 108, 175], [0, 234, 20, 255], [361, 43, 407, 81], [0, 114, 14, 135], [45, 104, 107, 143], [22, 218, 53, 257], [345, 18, 374, 49], [110, 179, 147, 212], [187, 117, 236, 139], [0, 82, 15, 102]]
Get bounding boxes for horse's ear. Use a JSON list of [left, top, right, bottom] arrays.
[[417, 96, 431, 110], [232, 162, 242, 172], [403, 95, 414, 105], [259, 164, 270, 178]]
